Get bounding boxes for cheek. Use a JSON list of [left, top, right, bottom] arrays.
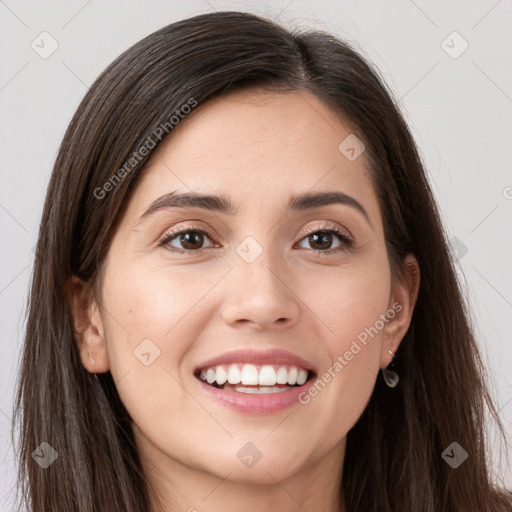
[[98, 265, 214, 442], [314, 258, 392, 348], [98, 263, 215, 406], [101, 262, 219, 359], [297, 261, 391, 434], [330, 265, 391, 370]]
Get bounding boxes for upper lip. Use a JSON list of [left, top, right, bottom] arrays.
[[195, 348, 317, 374]]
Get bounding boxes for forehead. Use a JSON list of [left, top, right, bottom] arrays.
[[124, 88, 380, 222]]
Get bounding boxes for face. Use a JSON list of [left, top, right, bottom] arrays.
[[70, 88, 418, 487]]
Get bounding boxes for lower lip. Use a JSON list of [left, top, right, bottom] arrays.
[[196, 377, 317, 414]]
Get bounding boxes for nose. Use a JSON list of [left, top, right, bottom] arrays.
[[220, 251, 301, 331]]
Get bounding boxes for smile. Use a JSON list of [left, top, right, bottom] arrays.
[[195, 363, 312, 393], [193, 349, 317, 413]]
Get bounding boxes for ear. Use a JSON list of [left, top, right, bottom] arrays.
[[66, 274, 110, 373], [380, 253, 420, 368]]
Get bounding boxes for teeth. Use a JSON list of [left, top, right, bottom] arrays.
[[199, 363, 310, 387], [224, 384, 291, 394], [258, 365, 277, 386], [240, 364, 259, 385], [216, 365, 228, 385], [297, 369, 308, 386], [287, 367, 298, 385], [276, 367, 288, 384], [227, 364, 241, 384]]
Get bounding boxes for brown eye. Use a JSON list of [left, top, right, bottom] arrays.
[[306, 232, 336, 251], [297, 228, 353, 254], [176, 231, 207, 250], [160, 227, 216, 253]]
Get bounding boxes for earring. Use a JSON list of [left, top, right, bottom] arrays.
[[381, 349, 399, 388], [86, 338, 96, 365]]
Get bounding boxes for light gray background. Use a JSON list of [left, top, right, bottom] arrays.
[[1, 0, 511, 509]]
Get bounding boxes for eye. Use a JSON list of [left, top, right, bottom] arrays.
[[296, 225, 354, 254], [159, 225, 217, 253], [158, 223, 354, 255]]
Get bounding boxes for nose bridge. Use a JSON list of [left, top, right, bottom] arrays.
[[220, 235, 300, 328], [241, 248, 282, 294]]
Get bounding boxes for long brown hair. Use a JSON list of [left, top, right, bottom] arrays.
[[12, 10, 511, 511]]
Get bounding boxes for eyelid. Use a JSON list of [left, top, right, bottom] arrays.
[[158, 221, 354, 253], [158, 222, 218, 250], [299, 221, 353, 241]]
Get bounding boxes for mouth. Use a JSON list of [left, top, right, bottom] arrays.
[[193, 348, 317, 415], [194, 363, 316, 394], [193, 348, 317, 413]]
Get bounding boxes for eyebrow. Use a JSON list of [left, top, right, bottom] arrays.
[[138, 190, 371, 225]]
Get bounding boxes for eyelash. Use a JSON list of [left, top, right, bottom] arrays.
[[158, 223, 354, 255]]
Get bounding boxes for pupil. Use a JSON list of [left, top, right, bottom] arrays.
[[181, 232, 203, 250], [310, 232, 331, 250]]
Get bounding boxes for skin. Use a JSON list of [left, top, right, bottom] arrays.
[[68, 88, 420, 512]]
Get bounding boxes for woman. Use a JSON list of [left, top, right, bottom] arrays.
[[12, 10, 511, 512]]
